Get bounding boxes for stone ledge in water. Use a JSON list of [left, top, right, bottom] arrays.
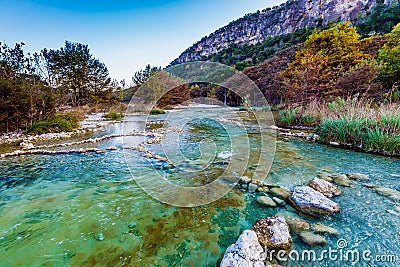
[[374, 186, 400, 202], [269, 187, 292, 200], [308, 178, 342, 198], [290, 186, 341, 217], [285, 215, 310, 234], [299, 231, 327, 246], [347, 173, 370, 181], [333, 174, 351, 187], [311, 223, 339, 236], [252, 216, 292, 250], [220, 230, 266, 267], [256, 196, 276, 207]]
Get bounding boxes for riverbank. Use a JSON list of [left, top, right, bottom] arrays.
[[275, 98, 400, 157], [0, 111, 122, 154]]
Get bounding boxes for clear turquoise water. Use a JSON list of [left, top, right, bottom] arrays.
[[0, 108, 399, 266]]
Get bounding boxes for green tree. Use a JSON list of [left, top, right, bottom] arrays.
[[43, 41, 111, 106], [132, 64, 161, 87], [376, 23, 400, 93], [281, 22, 371, 102]]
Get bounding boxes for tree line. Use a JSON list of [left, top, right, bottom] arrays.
[[0, 41, 127, 132]]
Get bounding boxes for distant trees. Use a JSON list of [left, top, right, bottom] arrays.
[[357, 0, 400, 37], [0, 42, 56, 132], [376, 23, 400, 94], [0, 40, 117, 132], [280, 22, 374, 102], [132, 64, 161, 87]]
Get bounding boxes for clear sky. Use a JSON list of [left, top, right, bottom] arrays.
[[0, 0, 286, 82]]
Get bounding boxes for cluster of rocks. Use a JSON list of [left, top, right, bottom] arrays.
[[221, 216, 291, 267], [222, 171, 356, 265], [146, 120, 167, 128], [220, 213, 341, 266], [223, 170, 398, 266]]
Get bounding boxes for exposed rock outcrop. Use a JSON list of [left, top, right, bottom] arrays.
[[173, 0, 394, 64]]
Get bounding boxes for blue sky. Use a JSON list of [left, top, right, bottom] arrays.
[[0, 0, 285, 82]]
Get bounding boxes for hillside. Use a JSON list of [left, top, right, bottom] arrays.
[[171, 0, 398, 65]]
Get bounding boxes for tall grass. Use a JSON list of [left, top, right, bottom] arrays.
[[278, 107, 320, 127], [278, 98, 400, 155]]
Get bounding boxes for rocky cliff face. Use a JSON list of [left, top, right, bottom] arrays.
[[172, 0, 393, 64]]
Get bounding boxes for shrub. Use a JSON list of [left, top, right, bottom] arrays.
[[104, 110, 123, 120], [149, 109, 166, 115], [27, 113, 79, 134]]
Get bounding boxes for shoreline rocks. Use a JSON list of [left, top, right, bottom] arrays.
[[333, 174, 351, 187], [374, 186, 400, 202], [285, 216, 310, 234], [290, 186, 341, 217]]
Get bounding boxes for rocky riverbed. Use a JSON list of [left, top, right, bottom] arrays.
[[221, 169, 400, 266]]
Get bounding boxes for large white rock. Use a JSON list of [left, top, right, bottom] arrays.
[[220, 230, 266, 267], [290, 186, 341, 217]]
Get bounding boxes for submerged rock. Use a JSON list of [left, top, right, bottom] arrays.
[[308, 178, 342, 198], [220, 230, 266, 267], [269, 187, 292, 200], [285, 216, 310, 234], [272, 197, 285, 206], [252, 216, 292, 250], [311, 223, 339, 236], [299, 232, 327, 246], [348, 173, 370, 181], [375, 187, 400, 202], [333, 174, 351, 187], [395, 205, 400, 213], [256, 196, 277, 207], [240, 176, 252, 184], [317, 172, 334, 183], [249, 183, 259, 193], [290, 186, 341, 217], [94, 233, 105, 241]]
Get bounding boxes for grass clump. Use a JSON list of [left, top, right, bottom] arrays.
[[104, 110, 123, 120], [278, 97, 400, 155], [278, 107, 320, 127], [27, 113, 79, 134], [149, 109, 166, 115]]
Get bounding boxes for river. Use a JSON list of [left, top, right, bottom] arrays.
[[0, 107, 399, 266]]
